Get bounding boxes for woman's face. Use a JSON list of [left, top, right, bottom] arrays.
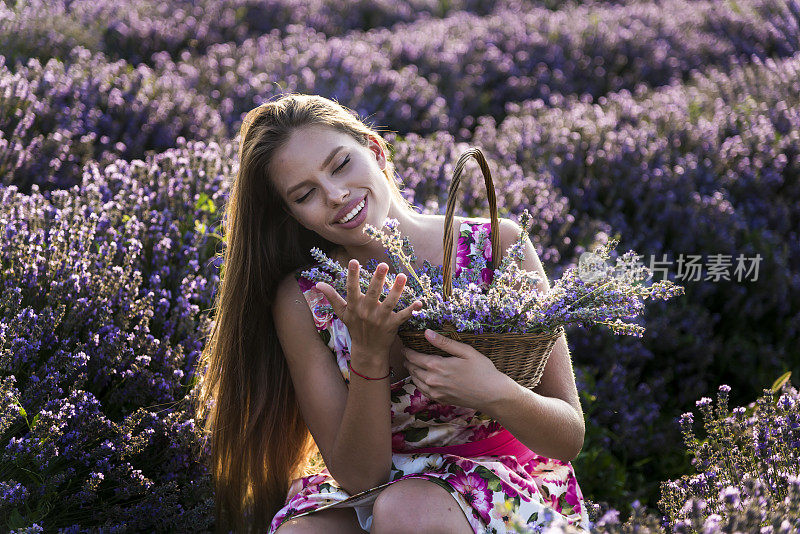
[[270, 124, 393, 246]]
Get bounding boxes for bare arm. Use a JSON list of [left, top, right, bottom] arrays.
[[406, 330, 584, 463], [479, 338, 585, 463], [273, 267, 418, 497], [316, 260, 422, 494], [329, 346, 393, 494], [400, 217, 585, 462], [482, 218, 584, 461]]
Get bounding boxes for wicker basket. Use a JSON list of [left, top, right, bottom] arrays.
[[397, 147, 562, 390]]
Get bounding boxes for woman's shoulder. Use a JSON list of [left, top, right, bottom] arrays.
[[419, 213, 505, 230], [266, 263, 322, 303], [422, 213, 517, 237]]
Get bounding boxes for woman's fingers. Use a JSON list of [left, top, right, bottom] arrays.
[[345, 259, 361, 305], [365, 263, 388, 302], [382, 272, 423, 323], [405, 362, 432, 398], [332, 259, 422, 325], [381, 271, 424, 323], [383, 272, 410, 311], [315, 281, 347, 317], [395, 298, 424, 323]]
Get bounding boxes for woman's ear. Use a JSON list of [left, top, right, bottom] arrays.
[[367, 134, 387, 171]]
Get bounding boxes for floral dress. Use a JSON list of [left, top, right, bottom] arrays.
[[268, 220, 591, 534]]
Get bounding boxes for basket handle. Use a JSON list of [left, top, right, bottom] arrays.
[[441, 147, 501, 302]]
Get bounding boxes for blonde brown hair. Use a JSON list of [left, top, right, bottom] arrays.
[[194, 93, 415, 532]]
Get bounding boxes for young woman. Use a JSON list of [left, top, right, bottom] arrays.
[[196, 93, 591, 534]]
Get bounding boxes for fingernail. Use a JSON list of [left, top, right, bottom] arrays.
[[425, 329, 437, 340]]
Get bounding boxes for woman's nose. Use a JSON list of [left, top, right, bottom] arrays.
[[322, 182, 349, 205]]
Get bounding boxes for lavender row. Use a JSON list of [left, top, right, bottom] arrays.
[[6, 0, 797, 195], [150, 0, 800, 143], [358, 0, 800, 134], [585, 382, 800, 532], [100, 0, 510, 65], [0, 1, 106, 69], [0, 387, 214, 533], [1, 139, 234, 417], [0, 0, 508, 69], [0, 139, 238, 531], [1, 24, 450, 195], [150, 26, 452, 136], [661, 383, 800, 532], [0, 49, 225, 193], [466, 50, 800, 398], [147, 0, 800, 141]]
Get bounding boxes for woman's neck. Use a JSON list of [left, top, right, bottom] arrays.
[[332, 207, 430, 275]]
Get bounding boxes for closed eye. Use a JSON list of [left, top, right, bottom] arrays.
[[334, 154, 350, 174], [294, 154, 350, 204]]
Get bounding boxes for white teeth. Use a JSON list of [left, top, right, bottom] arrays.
[[337, 198, 365, 224]]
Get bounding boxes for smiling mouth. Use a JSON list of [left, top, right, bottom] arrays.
[[335, 196, 366, 224]]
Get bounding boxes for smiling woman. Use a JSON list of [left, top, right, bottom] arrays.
[[266, 120, 426, 272], [194, 93, 590, 534]]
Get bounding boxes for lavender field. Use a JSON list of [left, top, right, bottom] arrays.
[[2, 0, 800, 532]]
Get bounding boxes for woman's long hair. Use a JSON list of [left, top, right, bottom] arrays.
[[194, 94, 415, 533]]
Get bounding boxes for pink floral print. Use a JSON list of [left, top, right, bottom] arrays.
[[296, 276, 333, 330], [448, 470, 495, 522], [269, 220, 590, 534]]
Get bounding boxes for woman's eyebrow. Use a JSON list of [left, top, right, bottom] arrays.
[[285, 145, 345, 197], [319, 145, 345, 171]]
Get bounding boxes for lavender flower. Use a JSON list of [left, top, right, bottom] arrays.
[[302, 214, 683, 337], [659, 382, 800, 532]]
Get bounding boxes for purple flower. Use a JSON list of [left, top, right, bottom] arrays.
[[696, 397, 713, 408]]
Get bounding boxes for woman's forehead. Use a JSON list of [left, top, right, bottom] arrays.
[[276, 126, 352, 165], [270, 126, 354, 188]]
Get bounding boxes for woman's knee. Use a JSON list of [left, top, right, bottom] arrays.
[[273, 519, 308, 534], [371, 478, 472, 533], [274, 507, 365, 534], [274, 515, 320, 534]]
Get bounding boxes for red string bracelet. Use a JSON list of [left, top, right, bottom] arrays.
[[347, 361, 392, 380]]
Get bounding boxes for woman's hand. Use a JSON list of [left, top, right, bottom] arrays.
[[315, 259, 423, 364], [402, 329, 512, 410]]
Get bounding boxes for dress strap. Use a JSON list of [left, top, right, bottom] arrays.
[[455, 220, 495, 286]]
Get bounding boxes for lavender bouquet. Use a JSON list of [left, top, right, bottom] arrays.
[[301, 209, 684, 337]]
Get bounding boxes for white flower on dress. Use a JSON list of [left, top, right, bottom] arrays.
[[423, 456, 445, 471], [329, 318, 351, 353], [528, 458, 572, 482], [469, 241, 482, 258]]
